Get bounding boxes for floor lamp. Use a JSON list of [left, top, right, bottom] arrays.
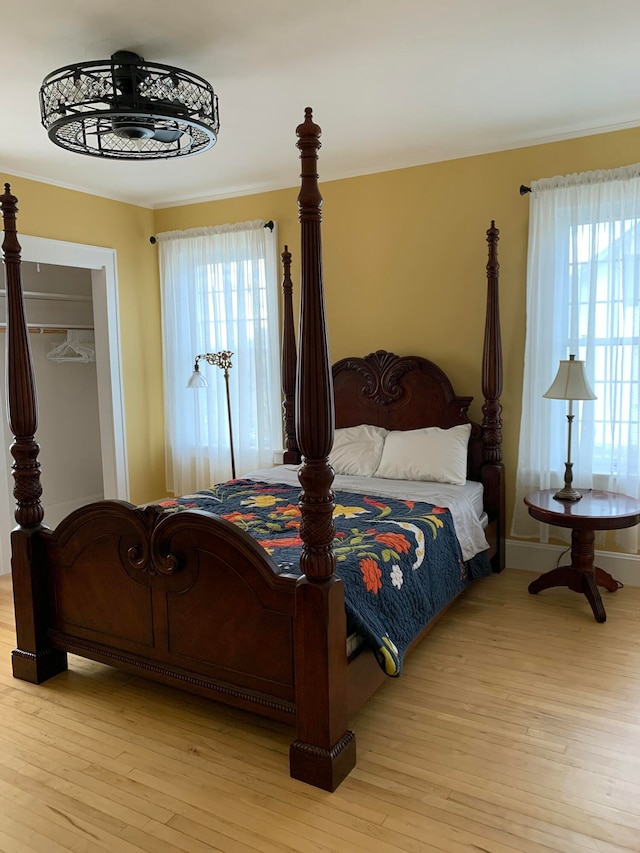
[[543, 354, 596, 501], [187, 350, 236, 479]]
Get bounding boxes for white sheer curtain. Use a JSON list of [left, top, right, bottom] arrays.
[[512, 164, 640, 551], [158, 220, 282, 495]]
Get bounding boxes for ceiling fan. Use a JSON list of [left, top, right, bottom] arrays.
[[40, 50, 220, 160]]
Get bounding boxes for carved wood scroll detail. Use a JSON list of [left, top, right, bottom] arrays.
[[125, 505, 180, 576], [339, 350, 422, 405], [53, 501, 183, 579]]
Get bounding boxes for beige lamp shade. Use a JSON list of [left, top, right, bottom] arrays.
[[543, 354, 596, 401]]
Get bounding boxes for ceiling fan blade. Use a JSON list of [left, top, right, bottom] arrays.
[[84, 122, 182, 142], [152, 129, 182, 143]]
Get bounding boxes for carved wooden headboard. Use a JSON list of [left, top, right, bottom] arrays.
[[332, 350, 483, 482]]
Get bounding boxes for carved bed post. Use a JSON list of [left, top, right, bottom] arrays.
[[0, 184, 68, 682], [289, 109, 356, 790], [481, 221, 505, 572], [280, 245, 299, 464]]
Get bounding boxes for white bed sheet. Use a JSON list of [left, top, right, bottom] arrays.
[[246, 465, 489, 562]]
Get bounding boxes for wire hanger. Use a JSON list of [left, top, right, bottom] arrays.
[[46, 329, 96, 363]]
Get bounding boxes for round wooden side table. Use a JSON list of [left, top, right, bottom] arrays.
[[524, 489, 640, 623]]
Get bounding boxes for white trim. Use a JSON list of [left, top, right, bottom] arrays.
[[506, 538, 640, 588], [0, 234, 128, 574], [19, 234, 113, 269], [90, 265, 128, 501], [0, 166, 153, 209], [17, 235, 129, 502]]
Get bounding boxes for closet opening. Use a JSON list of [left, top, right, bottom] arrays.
[[0, 235, 127, 575]]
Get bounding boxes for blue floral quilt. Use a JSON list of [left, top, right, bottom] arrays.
[[158, 479, 491, 676]]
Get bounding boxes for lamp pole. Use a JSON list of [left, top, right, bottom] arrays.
[[190, 350, 236, 479], [222, 364, 236, 480], [555, 398, 580, 501]]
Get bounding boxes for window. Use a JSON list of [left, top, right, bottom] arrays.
[[570, 219, 640, 476], [158, 221, 281, 495], [512, 166, 640, 551]]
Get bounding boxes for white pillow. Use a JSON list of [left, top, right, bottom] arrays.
[[330, 424, 389, 476], [373, 424, 471, 485]]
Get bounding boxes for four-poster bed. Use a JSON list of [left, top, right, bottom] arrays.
[[1, 108, 504, 791]]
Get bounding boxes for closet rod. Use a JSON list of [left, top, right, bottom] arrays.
[[0, 289, 92, 303], [0, 323, 94, 333]]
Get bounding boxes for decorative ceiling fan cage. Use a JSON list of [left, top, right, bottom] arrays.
[[39, 50, 220, 160]]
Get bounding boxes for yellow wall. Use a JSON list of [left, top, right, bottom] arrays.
[[1, 175, 164, 504], [155, 125, 640, 545]]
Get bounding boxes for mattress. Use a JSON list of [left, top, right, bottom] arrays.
[[247, 465, 489, 562]]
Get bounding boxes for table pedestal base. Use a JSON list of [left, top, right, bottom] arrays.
[[528, 528, 620, 623]]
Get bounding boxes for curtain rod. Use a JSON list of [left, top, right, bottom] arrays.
[[520, 185, 531, 195], [149, 220, 274, 244]]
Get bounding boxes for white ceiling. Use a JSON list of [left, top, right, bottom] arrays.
[[2, 0, 640, 209]]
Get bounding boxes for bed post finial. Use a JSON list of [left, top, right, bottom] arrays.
[[290, 109, 355, 791], [1, 185, 44, 528], [296, 108, 322, 221]]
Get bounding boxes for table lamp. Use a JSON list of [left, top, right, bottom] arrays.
[[543, 354, 596, 501]]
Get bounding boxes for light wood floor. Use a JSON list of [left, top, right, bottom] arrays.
[[0, 569, 639, 853]]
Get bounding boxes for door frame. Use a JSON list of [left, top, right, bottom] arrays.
[[1, 233, 128, 573]]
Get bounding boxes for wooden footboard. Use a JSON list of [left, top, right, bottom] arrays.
[[13, 501, 299, 720]]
